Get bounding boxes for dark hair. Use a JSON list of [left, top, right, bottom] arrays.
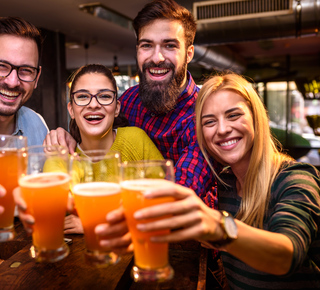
[[0, 17, 43, 64], [133, 0, 196, 48], [68, 64, 129, 144]]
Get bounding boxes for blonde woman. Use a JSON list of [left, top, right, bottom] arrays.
[[128, 74, 320, 289]]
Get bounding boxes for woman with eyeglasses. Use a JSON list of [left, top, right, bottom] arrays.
[[17, 64, 163, 235]]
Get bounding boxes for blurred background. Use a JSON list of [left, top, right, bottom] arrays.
[[2, 0, 320, 164]]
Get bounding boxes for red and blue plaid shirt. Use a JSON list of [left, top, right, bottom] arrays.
[[119, 72, 218, 209]]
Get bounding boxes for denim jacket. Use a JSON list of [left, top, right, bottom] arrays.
[[13, 106, 49, 146]]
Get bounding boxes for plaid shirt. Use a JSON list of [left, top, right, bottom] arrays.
[[119, 71, 217, 208]]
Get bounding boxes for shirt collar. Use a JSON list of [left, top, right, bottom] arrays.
[[12, 109, 23, 136]]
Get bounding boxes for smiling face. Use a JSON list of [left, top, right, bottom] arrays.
[[0, 35, 41, 117], [201, 89, 255, 172], [136, 19, 194, 114], [68, 72, 120, 145]]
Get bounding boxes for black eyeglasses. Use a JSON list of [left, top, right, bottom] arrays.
[[71, 89, 116, 106], [0, 61, 39, 82]]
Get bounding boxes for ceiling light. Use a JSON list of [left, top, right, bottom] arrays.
[[79, 2, 133, 31]]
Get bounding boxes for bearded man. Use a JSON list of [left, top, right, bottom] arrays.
[[119, 0, 218, 206]]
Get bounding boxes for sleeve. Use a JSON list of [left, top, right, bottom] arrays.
[[268, 163, 320, 274], [174, 122, 219, 210]]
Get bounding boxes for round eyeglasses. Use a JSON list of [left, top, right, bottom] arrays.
[[0, 61, 39, 82], [71, 89, 116, 106]]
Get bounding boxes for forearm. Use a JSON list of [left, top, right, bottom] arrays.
[[225, 220, 294, 275]]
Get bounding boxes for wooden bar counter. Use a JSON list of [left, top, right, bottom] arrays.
[[0, 219, 207, 289]]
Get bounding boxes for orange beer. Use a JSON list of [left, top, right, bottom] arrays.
[[0, 149, 20, 228], [73, 182, 121, 252], [19, 172, 70, 249], [121, 179, 174, 269]]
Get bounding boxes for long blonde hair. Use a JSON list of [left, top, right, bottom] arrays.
[[195, 73, 293, 228]]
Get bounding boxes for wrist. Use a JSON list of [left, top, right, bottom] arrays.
[[210, 210, 238, 249]]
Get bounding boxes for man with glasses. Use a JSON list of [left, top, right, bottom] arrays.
[[0, 17, 48, 146]]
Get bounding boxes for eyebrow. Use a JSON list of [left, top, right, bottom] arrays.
[[201, 107, 240, 119], [137, 38, 180, 45]]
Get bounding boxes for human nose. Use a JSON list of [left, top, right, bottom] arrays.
[[87, 95, 101, 108], [3, 68, 21, 87], [151, 45, 165, 64], [217, 119, 232, 135]]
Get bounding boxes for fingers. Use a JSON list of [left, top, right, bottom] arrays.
[[99, 232, 133, 255], [0, 185, 6, 214], [134, 194, 202, 220], [0, 184, 6, 198], [143, 183, 193, 200], [64, 214, 84, 234], [106, 206, 126, 224], [13, 187, 27, 212], [64, 130, 77, 154]]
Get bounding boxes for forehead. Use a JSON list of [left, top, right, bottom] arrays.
[[74, 73, 113, 91], [0, 34, 38, 66], [139, 19, 186, 44], [203, 90, 250, 113]]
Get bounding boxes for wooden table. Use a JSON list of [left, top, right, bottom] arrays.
[[0, 219, 207, 289]]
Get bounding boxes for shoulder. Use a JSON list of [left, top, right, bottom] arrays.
[[18, 107, 48, 129], [117, 126, 150, 139], [119, 85, 139, 101]]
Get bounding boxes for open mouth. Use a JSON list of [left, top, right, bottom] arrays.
[[148, 68, 170, 77], [0, 89, 20, 100], [219, 138, 240, 147], [84, 115, 104, 122]]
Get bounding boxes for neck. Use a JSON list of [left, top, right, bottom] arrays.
[[79, 128, 115, 152], [0, 115, 16, 135]]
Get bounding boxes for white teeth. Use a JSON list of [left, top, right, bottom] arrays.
[[85, 115, 103, 120], [220, 139, 238, 147], [149, 69, 169, 74], [0, 90, 19, 99]]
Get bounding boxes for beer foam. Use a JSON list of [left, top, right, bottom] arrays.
[[121, 179, 173, 191], [73, 182, 120, 197], [19, 172, 70, 188]]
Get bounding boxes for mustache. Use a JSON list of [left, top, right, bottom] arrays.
[[0, 83, 25, 95], [142, 61, 175, 72]]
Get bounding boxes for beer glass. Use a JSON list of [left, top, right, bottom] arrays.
[[18, 145, 70, 262], [0, 135, 27, 242], [120, 160, 175, 282], [70, 150, 121, 267]]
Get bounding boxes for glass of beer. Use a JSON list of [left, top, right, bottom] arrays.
[[70, 150, 121, 267], [18, 145, 70, 262], [120, 160, 175, 282], [0, 135, 27, 242]]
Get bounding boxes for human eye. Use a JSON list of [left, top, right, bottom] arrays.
[[98, 92, 113, 100], [165, 43, 177, 50], [138, 42, 152, 49], [19, 66, 35, 76], [0, 62, 10, 73], [202, 118, 216, 127], [228, 112, 242, 120], [75, 93, 90, 100]]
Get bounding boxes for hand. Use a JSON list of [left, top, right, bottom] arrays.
[[43, 127, 77, 154], [64, 214, 84, 234], [95, 206, 133, 255], [133, 183, 224, 244], [0, 185, 6, 214], [13, 187, 34, 235]]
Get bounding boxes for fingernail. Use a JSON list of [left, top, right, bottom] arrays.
[[133, 211, 142, 219], [136, 223, 146, 231]]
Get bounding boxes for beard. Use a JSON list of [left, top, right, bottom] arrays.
[[138, 59, 187, 115], [0, 83, 25, 117]]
